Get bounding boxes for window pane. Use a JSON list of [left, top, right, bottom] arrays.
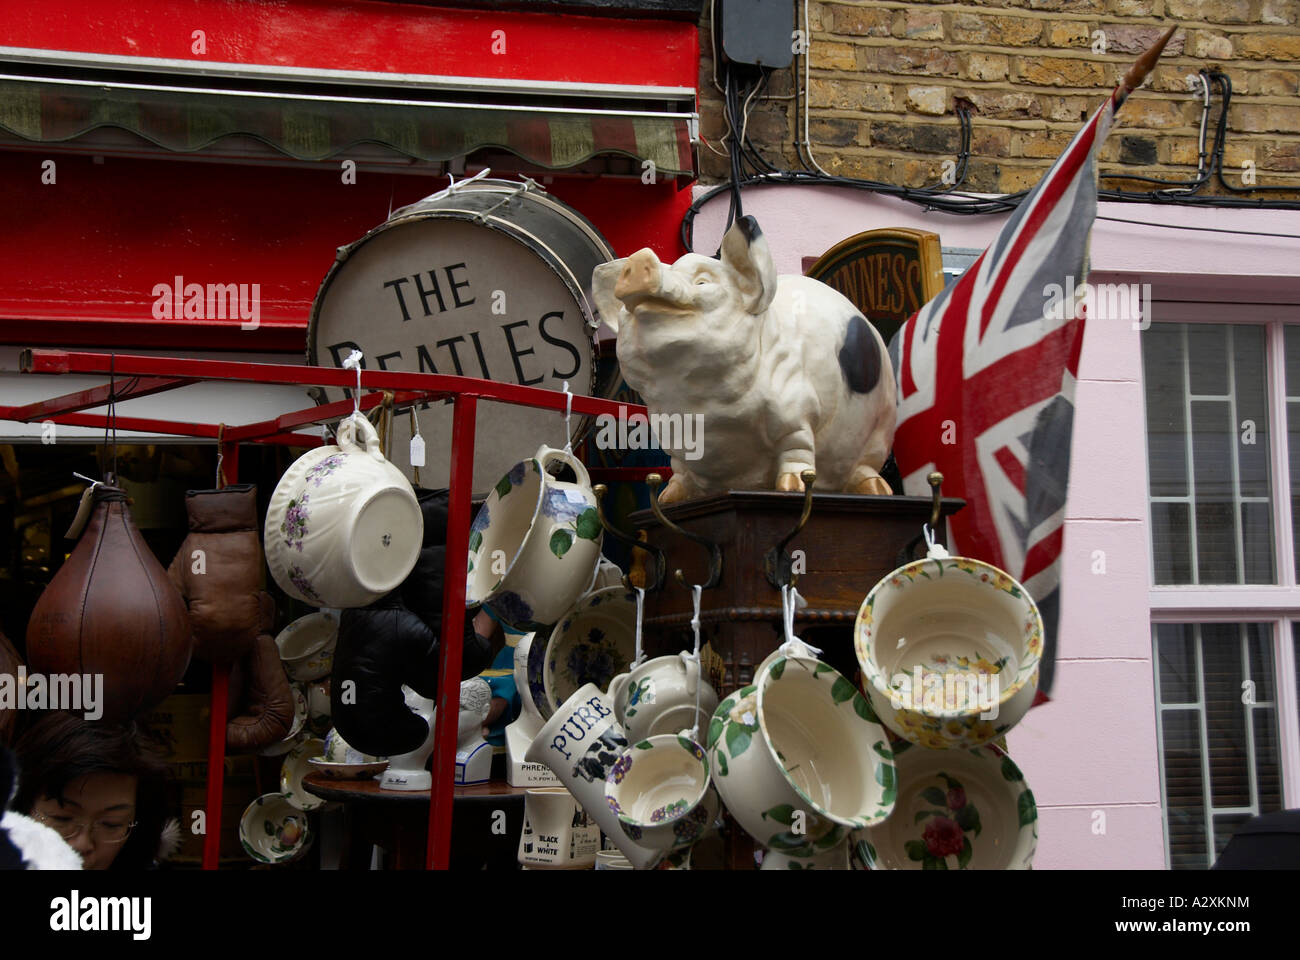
[[1143, 323, 1188, 498], [1154, 622, 1281, 869], [1288, 327, 1300, 578], [1143, 322, 1274, 584], [1188, 324, 1229, 395], [1156, 623, 1198, 703], [1151, 502, 1192, 584], [1161, 708, 1206, 870], [1234, 326, 1270, 499]]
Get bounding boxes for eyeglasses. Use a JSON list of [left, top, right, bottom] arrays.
[[33, 812, 137, 845]]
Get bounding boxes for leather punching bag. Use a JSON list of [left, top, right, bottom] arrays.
[[26, 485, 191, 724]]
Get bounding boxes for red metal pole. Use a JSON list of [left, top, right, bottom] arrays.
[[427, 395, 476, 869], [201, 440, 238, 870]]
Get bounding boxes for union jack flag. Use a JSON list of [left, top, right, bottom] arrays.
[[887, 32, 1174, 699]]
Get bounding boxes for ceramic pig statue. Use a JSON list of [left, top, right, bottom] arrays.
[[591, 216, 896, 503]]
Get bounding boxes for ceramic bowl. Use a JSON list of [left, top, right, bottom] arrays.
[[608, 653, 719, 744], [857, 742, 1038, 870], [604, 734, 714, 853], [305, 679, 332, 735], [708, 654, 897, 860], [274, 611, 339, 682], [257, 684, 309, 757], [322, 726, 385, 765], [761, 842, 851, 870], [465, 445, 604, 633], [280, 738, 327, 811], [306, 757, 390, 780], [239, 793, 313, 864], [855, 555, 1043, 749], [543, 587, 638, 717], [265, 412, 423, 609], [525, 628, 553, 720]]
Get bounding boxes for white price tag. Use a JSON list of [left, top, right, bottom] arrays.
[[409, 434, 426, 467]]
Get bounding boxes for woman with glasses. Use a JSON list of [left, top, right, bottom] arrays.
[[11, 712, 173, 870]]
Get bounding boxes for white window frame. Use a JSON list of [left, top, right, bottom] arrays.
[[1143, 298, 1300, 869]]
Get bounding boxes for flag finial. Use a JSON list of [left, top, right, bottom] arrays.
[[1122, 26, 1179, 93]]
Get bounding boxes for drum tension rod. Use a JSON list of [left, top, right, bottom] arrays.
[[763, 468, 816, 591], [645, 473, 723, 591], [593, 483, 667, 593]]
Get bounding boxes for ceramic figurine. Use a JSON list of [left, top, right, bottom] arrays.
[[591, 216, 897, 503], [380, 685, 437, 791], [456, 678, 493, 786]]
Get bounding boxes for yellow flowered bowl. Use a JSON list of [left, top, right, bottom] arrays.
[[854, 555, 1042, 750]]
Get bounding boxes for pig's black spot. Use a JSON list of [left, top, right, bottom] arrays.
[[839, 315, 881, 394], [738, 216, 763, 243]]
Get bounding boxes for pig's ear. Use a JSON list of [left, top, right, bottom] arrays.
[[590, 259, 627, 334], [720, 216, 777, 315]]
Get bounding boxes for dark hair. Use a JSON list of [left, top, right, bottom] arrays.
[[12, 711, 169, 870]]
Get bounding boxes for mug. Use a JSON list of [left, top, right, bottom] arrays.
[[608, 654, 719, 744], [466, 445, 604, 633], [265, 413, 423, 609], [707, 653, 897, 861], [524, 683, 663, 869], [604, 734, 717, 854], [854, 555, 1043, 750], [517, 787, 600, 868]]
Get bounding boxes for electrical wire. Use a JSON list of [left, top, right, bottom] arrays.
[[685, 22, 1300, 252]]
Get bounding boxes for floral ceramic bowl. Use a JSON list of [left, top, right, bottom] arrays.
[[708, 655, 897, 860], [280, 738, 326, 812], [542, 587, 637, 717], [265, 412, 423, 609], [465, 445, 604, 633], [239, 793, 313, 864], [855, 555, 1043, 750], [604, 734, 716, 853], [322, 726, 385, 765], [856, 742, 1037, 869], [525, 629, 553, 720], [274, 611, 338, 683], [306, 757, 390, 780]]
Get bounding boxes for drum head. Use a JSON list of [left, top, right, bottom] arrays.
[[309, 194, 612, 495]]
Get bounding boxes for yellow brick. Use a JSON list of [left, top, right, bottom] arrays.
[[1117, 98, 1193, 129], [1230, 104, 1300, 134], [1166, 0, 1252, 23], [1018, 129, 1076, 158], [1047, 21, 1093, 48], [810, 40, 859, 71], [966, 52, 1010, 80], [1256, 70, 1300, 96], [807, 77, 897, 112], [907, 86, 949, 115], [951, 13, 1045, 46], [1236, 34, 1300, 61], [1108, 0, 1158, 14], [998, 165, 1044, 193], [831, 4, 893, 37], [1017, 56, 1108, 86], [1191, 32, 1235, 59]]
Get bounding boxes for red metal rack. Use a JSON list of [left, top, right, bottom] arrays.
[[2, 348, 658, 870]]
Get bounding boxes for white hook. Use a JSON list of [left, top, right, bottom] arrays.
[[633, 586, 646, 668], [561, 380, 574, 455], [687, 583, 703, 742], [923, 523, 950, 559], [341, 349, 364, 416]]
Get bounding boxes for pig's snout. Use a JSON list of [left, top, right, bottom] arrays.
[[614, 248, 662, 301]]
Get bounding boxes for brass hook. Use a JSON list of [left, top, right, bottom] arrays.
[[646, 472, 722, 590], [763, 468, 816, 590], [593, 483, 667, 593], [927, 471, 944, 531]]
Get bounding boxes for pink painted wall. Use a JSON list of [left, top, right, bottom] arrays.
[[692, 184, 1300, 868]]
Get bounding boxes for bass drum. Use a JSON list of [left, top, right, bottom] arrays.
[[307, 176, 616, 495]]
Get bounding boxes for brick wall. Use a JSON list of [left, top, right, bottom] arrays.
[[699, 0, 1300, 197]]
